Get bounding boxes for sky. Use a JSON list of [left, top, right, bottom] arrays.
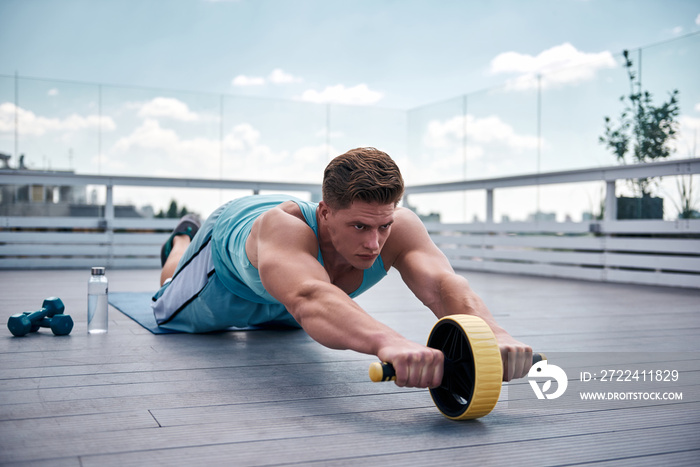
[[1, 0, 698, 108], [0, 0, 699, 221]]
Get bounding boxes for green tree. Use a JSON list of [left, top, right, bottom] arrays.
[[155, 199, 191, 218], [166, 200, 179, 218], [600, 50, 680, 196]]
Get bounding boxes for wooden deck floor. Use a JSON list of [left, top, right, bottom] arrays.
[[1, 268, 699, 466]]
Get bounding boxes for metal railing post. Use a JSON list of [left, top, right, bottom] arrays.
[[604, 180, 616, 222], [105, 184, 114, 267], [486, 189, 494, 224]]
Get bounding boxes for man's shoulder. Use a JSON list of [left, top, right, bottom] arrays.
[[262, 200, 309, 226], [247, 200, 318, 267], [393, 206, 425, 231], [255, 201, 317, 244], [381, 207, 427, 265]]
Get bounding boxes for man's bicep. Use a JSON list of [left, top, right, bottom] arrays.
[[260, 246, 329, 301], [256, 213, 330, 306]]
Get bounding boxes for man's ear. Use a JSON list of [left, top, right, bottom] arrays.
[[318, 201, 331, 221]]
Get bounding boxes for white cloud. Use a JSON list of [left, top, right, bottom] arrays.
[[0, 102, 116, 136], [671, 26, 683, 36], [696, 13, 700, 25], [695, 102, 700, 112], [424, 114, 541, 152], [299, 84, 384, 105], [489, 43, 616, 91], [268, 68, 302, 84], [232, 68, 302, 87], [113, 119, 182, 152], [137, 97, 200, 121], [232, 75, 266, 86], [111, 119, 331, 181], [672, 115, 700, 156], [48, 88, 59, 96]]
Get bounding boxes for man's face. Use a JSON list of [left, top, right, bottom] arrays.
[[321, 200, 395, 270]]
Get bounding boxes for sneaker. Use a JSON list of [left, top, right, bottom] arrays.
[[160, 214, 202, 266]]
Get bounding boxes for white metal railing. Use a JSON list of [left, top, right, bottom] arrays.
[[1, 159, 699, 288], [405, 158, 700, 289], [405, 158, 700, 223], [0, 172, 321, 269]]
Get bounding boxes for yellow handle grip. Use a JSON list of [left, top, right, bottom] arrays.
[[369, 362, 396, 382]]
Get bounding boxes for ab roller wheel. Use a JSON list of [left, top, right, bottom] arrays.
[[369, 315, 544, 420], [426, 315, 503, 419]]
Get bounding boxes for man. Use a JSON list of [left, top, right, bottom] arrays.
[[153, 147, 532, 387]]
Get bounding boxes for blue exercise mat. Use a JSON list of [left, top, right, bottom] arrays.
[[109, 292, 179, 334], [108, 292, 280, 334]]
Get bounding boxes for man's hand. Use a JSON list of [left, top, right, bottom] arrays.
[[495, 331, 533, 381], [377, 340, 444, 388]]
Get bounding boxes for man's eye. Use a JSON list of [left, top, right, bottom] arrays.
[[354, 225, 365, 230]]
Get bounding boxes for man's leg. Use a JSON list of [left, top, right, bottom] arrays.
[[158, 214, 202, 286], [160, 235, 191, 286]]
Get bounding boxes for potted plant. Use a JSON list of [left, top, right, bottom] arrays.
[[599, 49, 680, 219]]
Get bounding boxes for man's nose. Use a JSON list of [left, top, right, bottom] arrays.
[[364, 230, 380, 251]]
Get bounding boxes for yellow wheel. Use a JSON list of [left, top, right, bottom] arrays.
[[427, 315, 502, 420]]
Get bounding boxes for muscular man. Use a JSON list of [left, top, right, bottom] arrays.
[[153, 147, 532, 387]]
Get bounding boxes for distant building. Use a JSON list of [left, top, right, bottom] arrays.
[[0, 153, 142, 218], [527, 211, 557, 222], [403, 199, 441, 223]]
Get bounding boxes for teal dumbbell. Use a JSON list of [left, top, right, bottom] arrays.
[[7, 297, 65, 337], [39, 314, 74, 336]]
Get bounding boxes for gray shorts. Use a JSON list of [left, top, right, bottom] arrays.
[[151, 202, 299, 333]]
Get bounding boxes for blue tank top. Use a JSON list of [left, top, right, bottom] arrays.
[[211, 195, 388, 305]]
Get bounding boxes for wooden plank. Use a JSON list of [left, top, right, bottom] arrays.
[[0, 216, 178, 230], [0, 244, 160, 257], [599, 218, 700, 234], [112, 218, 178, 229], [440, 246, 700, 273], [0, 257, 160, 269], [606, 237, 700, 255], [425, 219, 700, 235], [0, 216, 102, 229], [0, 244, 111, 256], [0, 231, 167, 246], [0, 231, 111, 244], [425, 221, 592, 234], [432, 234, 606, 250], [433, 233, 700, 255], [605, 268, 700, 288], [443, 246, 605, 266], [28, 419, 699, 466], [604, 252, 700, 272], [113, 232, 169, 245], [450, 258, 608, 282]]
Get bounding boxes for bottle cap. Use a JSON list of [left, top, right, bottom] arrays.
[[91, 266, 106, 275]]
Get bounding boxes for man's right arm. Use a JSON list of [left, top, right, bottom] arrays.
[[254, 208, 443, 388]]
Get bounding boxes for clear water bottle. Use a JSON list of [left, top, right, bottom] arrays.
[[88, 266, 108, 334]]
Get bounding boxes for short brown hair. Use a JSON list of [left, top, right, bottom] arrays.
[[322, 147, 404, 209]]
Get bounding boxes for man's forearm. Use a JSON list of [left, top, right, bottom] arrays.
[[433, 274, 507, 335]]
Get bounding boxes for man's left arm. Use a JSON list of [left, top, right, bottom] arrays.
[[388, 208, 533, 381]]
